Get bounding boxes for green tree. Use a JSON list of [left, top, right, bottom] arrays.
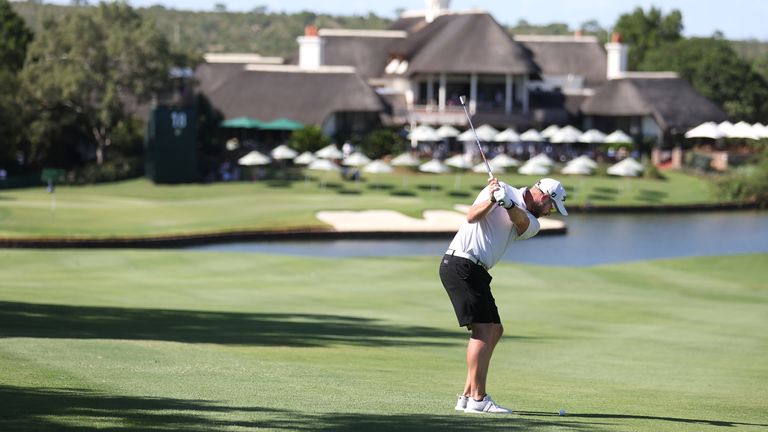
[[0, 0, 33, 73], [613, 6, 683, 69], [358, 127, 404, 159], [289, 126, 331, 154], [641, 37, 768, 122], [0, 0, 33, 169], [20, 2, 176, 165]]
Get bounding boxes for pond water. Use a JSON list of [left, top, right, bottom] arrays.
[[188, 211, 768, 267]]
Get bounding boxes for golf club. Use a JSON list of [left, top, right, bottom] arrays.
[[459, 95, 493, 179]]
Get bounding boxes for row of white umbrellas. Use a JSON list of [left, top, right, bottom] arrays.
[[685, 121, 768, 140], [409, 124, 635, 144]]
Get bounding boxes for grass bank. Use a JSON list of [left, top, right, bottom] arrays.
[[0, 250, 765, 431], [0, 170, 717, 238]]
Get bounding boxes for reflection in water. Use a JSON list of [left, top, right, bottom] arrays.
[[189, 211, 768, 267]]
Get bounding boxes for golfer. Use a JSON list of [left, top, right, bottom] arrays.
[[439, 177, 568, 414]]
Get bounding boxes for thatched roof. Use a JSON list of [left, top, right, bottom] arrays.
[[195, 63, 385, 125], [581, 77, 728, 131], [515, 36, 607, 87], [320, 30, 405, 78], [388, 12, 537, 75]]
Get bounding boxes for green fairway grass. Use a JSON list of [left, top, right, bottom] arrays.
[[0, 170, 717, 238], [1, 250, 766, 431]]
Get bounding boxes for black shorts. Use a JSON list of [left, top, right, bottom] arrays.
[[439, 254, 500, 328]]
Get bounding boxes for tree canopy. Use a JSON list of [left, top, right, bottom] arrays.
[[614, 6, 683, 70]]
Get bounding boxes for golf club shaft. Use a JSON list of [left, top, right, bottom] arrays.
[[459, 96, 493, 179]]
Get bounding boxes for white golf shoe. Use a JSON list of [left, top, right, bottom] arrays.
[[454, 394, 469, 411], [464, 395, 512, 414]]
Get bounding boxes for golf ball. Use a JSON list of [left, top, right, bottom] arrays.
[[559, 409, 566, 416]]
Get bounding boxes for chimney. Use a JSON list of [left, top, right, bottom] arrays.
[[605, 32, 628, 80], [297, 25, 323, 69], [424, 0, 451, 23]]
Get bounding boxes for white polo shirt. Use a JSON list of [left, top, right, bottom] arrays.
[[447, 182, 540, 269]]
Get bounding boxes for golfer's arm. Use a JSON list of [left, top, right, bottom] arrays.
[[467, 200, 495, 223], [505, 206, 530, 235]]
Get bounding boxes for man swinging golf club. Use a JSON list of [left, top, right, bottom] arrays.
[[441, 97, 569, 414], [440, 176, 568, 414]]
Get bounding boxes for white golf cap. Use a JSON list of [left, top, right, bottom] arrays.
[[536, 178, 568, 215]]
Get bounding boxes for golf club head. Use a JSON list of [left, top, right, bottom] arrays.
[[459, 95, 467, 106]]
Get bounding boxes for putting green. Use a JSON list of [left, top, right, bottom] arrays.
[[0, 250, 765, 431]]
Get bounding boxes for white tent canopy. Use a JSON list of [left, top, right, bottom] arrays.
[[409, 124, 442, 142], [343, 152, 372, 167], [444, 154, 474, 170], [307, 158, 340, 171], [728, 121, 761, 140], [549, 125, 583, 143], [418, 159, 450, 173], [579, 129, 607, 143], [491, 153, 520, 167], [567, 155, 598, 170], [605, 130, 634, 144], [685, 121, 724, 139], [270, 144, 298, 160], [436, 125, 461, 139], [238, 151, 270, 166], [518, 161, 551, 175], [315, 144, 343, 159], [294, 151, 316, 165], [362, 159, 393, 174], [458, 124, 499, 142], [528, 153, 555, 166], [519, 129, 544, 142], [473, 161, 506, 174], [607, 157, 643, 177], [561, 164, 594, 175], [390, 152, 421, 167], [540, 124, 560, 139], [718, 121, 734, 137], [494, 128, 520, 142]]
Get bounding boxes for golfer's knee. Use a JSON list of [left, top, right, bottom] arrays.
[[496, 324, 504, 340]]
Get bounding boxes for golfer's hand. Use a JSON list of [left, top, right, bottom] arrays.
[[491, 180, 515, 209]]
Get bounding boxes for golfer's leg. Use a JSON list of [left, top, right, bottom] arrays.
[[467, 323, 495, 400]]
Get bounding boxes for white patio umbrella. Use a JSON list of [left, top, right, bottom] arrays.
[[270, 144, 298, 160], [409, 124, 441, 142], [605, 130, 634, 144], [237, 150, 270, 166], [549, 125, 583, 143], [519, 129, 544, 142], [753, 122, 768, 138], [458, 125, 499, 142], [444, 154, 474, 170], [607, 157, 643, 177], [307, 158, 340, 172], [473, 161, 506, 174], [436, 125, 461, 139], [561, 164, 594, 175], [718, 121, 734, 137], [728, 121, 761, 140], [579, 129, 607, 143], [390, 152, 421, 167], [294, 151, 316, 165], [685, 122, 724, 139], [494, 128, 520, 142], [518, 160, 551, 175], [491, 153, 520, 168], [540, 124, 561, 139], [343, 152, 372, 167], [567, 155, 598, 170], [315, 144, 343, 159], [528, 153, 555, 166], [418, 159, 450, 174], [362, 159, 393, 174]]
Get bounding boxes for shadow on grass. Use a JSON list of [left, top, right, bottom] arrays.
[[0, 301, 459, 348], [517, 411, 768, 429], [0, 385, 595, 432]]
